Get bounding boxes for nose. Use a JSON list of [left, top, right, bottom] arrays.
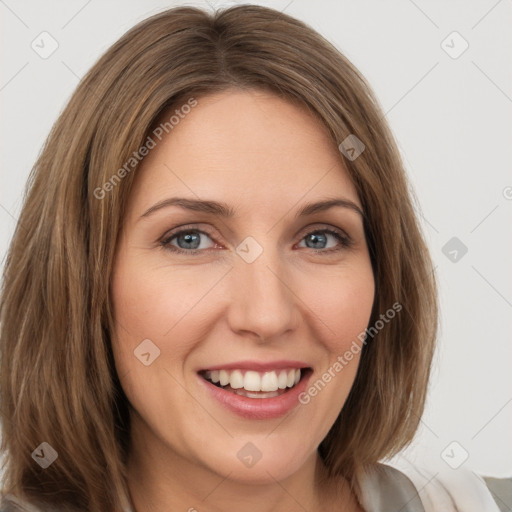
[[226, 244, 301, 343]]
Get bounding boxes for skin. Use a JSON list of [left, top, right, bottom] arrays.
[[110, 89, 374, 512]]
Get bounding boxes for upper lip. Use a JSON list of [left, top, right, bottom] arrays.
[[197, 360, 312, 372]]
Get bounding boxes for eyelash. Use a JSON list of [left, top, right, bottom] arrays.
[[159, 225, 353, 256]]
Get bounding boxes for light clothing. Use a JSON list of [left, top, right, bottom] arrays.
[[357, 461, 509, 511]]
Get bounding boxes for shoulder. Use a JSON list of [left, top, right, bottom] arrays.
[[482, 476, 512, 512], [356, 462, 426, 511], [363, 460, 512, 512]]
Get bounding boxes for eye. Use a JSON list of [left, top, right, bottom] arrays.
[[296, 228, 352, 253], [160, 225, 353, 255], [160, 227, 219, 255]]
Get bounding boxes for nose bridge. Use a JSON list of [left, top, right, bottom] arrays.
[[227, 236, 299, 340]]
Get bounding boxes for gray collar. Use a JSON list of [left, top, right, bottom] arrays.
[[356, 462, 426, 511]]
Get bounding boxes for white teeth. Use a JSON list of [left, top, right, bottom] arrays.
[[203, 368, 304, 392], [244, 371, 261, 391], [286, 369, 295, 388], [261, 371, 278, 392], [229, 370, 244, 389], [219, 369, 230, 386], [277, 370, 288, 389]]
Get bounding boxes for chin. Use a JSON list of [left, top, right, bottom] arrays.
[[200, 439, 313, 484]]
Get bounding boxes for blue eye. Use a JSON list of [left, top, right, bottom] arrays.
[[164, 230, 214, 252], [160, 226, 352, 255], [297, 229, 352, 252]]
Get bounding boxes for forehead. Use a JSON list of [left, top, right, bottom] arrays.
[[129, 89, 361, 214]]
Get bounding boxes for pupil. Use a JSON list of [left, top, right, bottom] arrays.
[[179, 232, 200, 249], [307, 233, 326, 249]]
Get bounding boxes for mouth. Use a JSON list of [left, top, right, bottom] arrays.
[[198, 367, 313, 399]]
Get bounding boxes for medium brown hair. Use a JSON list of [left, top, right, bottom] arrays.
[[0, 5, 437, 511]]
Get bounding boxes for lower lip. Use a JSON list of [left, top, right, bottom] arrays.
[[197, 370, 313, 420]]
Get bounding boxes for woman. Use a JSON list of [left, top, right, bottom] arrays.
[[0, 5, 509, 512]]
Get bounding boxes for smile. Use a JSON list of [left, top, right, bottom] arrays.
[[200, 368, 303, 398], [197, 365, 313, 419]]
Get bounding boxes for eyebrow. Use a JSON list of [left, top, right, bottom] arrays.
[[140, 197, 364, 220]]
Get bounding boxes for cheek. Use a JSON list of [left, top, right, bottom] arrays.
[[110, 254, 211, 348], [109, 253, 229, 395], [333, 282, 374, 353], [109, 255, 214, 446], [109, 254, 172, 384], [301, 264, 374, 402], [305, 262, 375, 351]]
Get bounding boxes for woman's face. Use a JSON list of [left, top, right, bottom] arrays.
[[110, 89, 375, 483]]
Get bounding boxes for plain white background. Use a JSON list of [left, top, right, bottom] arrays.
[[1, 0, 511, 478]]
